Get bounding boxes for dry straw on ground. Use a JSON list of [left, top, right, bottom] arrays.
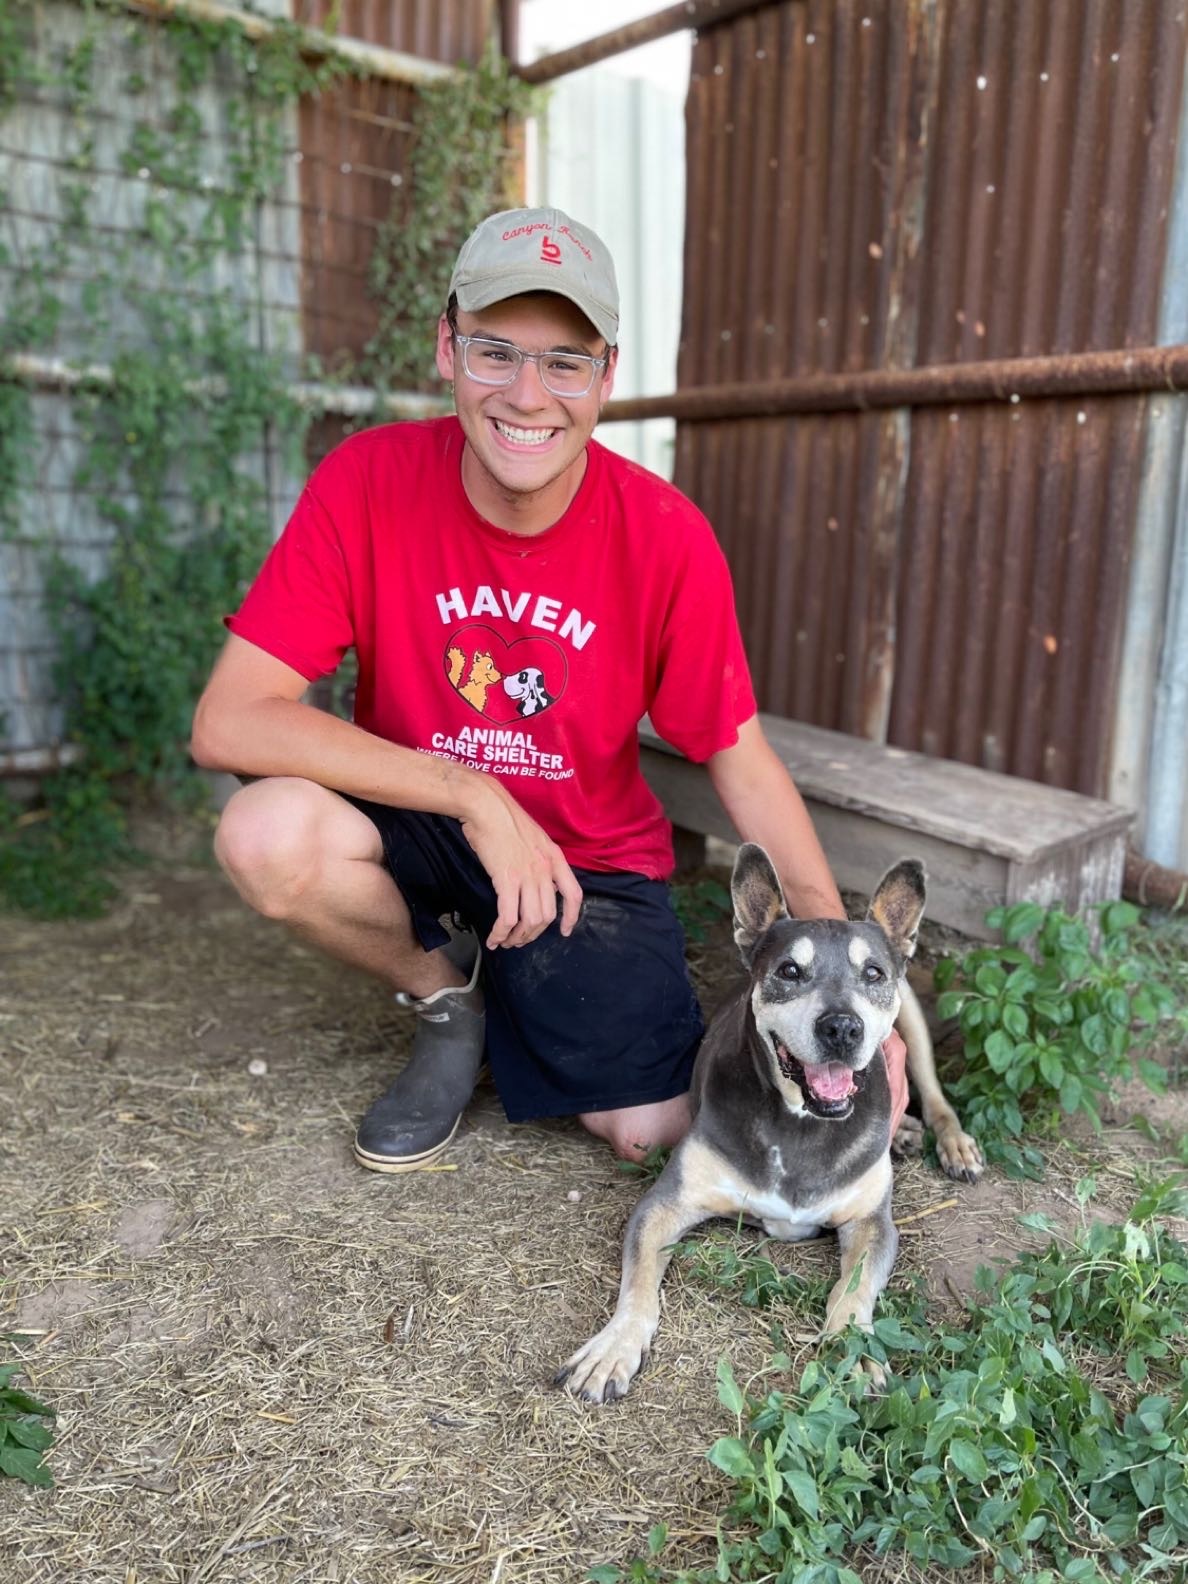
[[0, 823, 1178, 1582]]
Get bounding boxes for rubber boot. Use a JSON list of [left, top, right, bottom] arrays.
[[353, 948, 484, 1173]]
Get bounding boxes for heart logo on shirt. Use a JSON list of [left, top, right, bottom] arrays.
[[444, 624, 568, 723]]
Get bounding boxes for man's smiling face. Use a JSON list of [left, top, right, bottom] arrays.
[[435, 292, 616, 534]]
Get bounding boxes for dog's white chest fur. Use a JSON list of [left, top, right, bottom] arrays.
[[683, 1136, 892, 1242], [722, 1175, 825, 1240]]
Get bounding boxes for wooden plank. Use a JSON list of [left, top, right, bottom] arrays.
[[640, 716, 1131, 862], [642, 750, 1008, 935], [640, 720, 1132, 938]]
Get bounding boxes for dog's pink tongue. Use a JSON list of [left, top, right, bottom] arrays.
[[802, 1061, 856, 1101]]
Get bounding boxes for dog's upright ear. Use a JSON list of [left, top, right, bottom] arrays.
[[732, 843, 789, 962], [867, 859, 926, 960]]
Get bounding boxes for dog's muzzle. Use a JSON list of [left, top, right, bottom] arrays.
[[772, 1037, 863, 1119]]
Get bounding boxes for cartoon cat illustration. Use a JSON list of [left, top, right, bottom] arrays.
[[447, 644, 503, 711]]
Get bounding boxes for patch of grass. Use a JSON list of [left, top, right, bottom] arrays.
[[616, 1144, 673, 1183], [591, 1183, 1188, 1584], [0, 774, 131, 918], [933, 901, 1184, 1178], [1135, 909, 1188, 1087], [673, 1229, 831, 1317], [0, 1355, 54, 1488]]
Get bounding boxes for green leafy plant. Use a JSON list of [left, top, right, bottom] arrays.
[[0, 1358, 55, 1488], [932, 900, 1180, 1176], [1, 4, 532, 917], [0, 767, 129, 918], [365, 42, 543, 389], [672, 876, 733, 945], [616, 1143, 673, 1184], [0, 0, 33, 112], [0, 5, 326, 914], [592, 1187, 1188, 1583], [670, 1229, 830, 1315]]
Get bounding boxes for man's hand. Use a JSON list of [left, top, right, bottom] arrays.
[[883, 1028, 909, 1137], [460, 794, 583, 949]]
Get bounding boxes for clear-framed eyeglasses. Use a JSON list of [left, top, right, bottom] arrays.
[[453, 334, 608, 398]]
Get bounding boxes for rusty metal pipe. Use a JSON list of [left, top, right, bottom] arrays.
[[0, 745, 83, 778], [120, 0, 454, 85], [601, 344, 1188, 423], [1124, 848, 1188, 912], [516, 0, 773, 84]]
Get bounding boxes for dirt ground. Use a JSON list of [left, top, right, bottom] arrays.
[[1, 819, 1185, 1584]]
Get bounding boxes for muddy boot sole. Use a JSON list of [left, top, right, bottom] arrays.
[[353, 1113, 461, 1173]]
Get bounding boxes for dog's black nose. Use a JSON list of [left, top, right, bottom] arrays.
[[815, 1011, 863, 1054]]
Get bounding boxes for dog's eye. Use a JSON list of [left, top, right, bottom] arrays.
[[777, 961, 802, 981], [862, 964, 885, 982]]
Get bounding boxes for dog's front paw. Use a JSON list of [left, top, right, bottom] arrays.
[[935, 1124, 985, 1183], [891, 1114, 925, 1158], [854, 1354, 889, 1394], [554, 1315, 653, 1404]]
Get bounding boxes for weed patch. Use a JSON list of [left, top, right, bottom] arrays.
[[0, 1356, 54, 1489], [616, 1144, 673, 1184], [933, 902, 1183, 1178], [592, 1186, 1188, 1583], [673, 877, 733, 946]]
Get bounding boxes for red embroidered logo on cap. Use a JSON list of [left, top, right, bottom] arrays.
[[540, 236, 562, 265]]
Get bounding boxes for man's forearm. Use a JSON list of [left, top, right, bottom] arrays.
[[707, 727, 845, 921], [722, 782, 845, 921], [191, 691, 499, 823]]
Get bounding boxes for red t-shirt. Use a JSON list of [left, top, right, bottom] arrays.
[[227, 417, 756, 878]]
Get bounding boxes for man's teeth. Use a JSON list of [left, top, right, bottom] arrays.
[[495, 420, 554, 446]]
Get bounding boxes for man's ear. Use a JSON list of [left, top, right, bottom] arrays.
[[732, 843, 788, 963], [598, 345, 618, 407], [435, 315, 456, 382]]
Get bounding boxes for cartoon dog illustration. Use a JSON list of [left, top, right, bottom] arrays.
[[447, 645, 503, 711], [503, 666, 555, 718]]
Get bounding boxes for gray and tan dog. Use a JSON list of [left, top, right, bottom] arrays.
[[557, 843, 983, 1403]]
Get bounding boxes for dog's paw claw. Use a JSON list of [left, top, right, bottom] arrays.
[[555, 1318, 651, 1405], [938, 1131, 985, 1183], [852, 1356, 888, 1394]]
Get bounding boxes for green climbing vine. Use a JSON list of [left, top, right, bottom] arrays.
[[365, 44, 543, 388], [0, 1, 537, 916]]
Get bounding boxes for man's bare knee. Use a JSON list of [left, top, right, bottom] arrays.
[[214, 778, 372, 921]]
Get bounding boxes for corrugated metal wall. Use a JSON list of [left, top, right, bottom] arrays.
[[676, 0, 1188, 800], [298, 1, 495, 369]]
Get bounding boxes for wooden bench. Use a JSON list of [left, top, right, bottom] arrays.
[[639, 716, 1133, 940]]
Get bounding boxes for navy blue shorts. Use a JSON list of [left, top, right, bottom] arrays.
[[345, 801, 704, 1122]]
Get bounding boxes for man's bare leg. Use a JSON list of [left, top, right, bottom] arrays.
[[215, 777, 481, 1171], [580, 1096, 693, 1163], [214, 777, 465, 998], [215, 779, 695, 1170]]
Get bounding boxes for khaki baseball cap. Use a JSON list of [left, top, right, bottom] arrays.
[[449, 206, 619, 346]]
